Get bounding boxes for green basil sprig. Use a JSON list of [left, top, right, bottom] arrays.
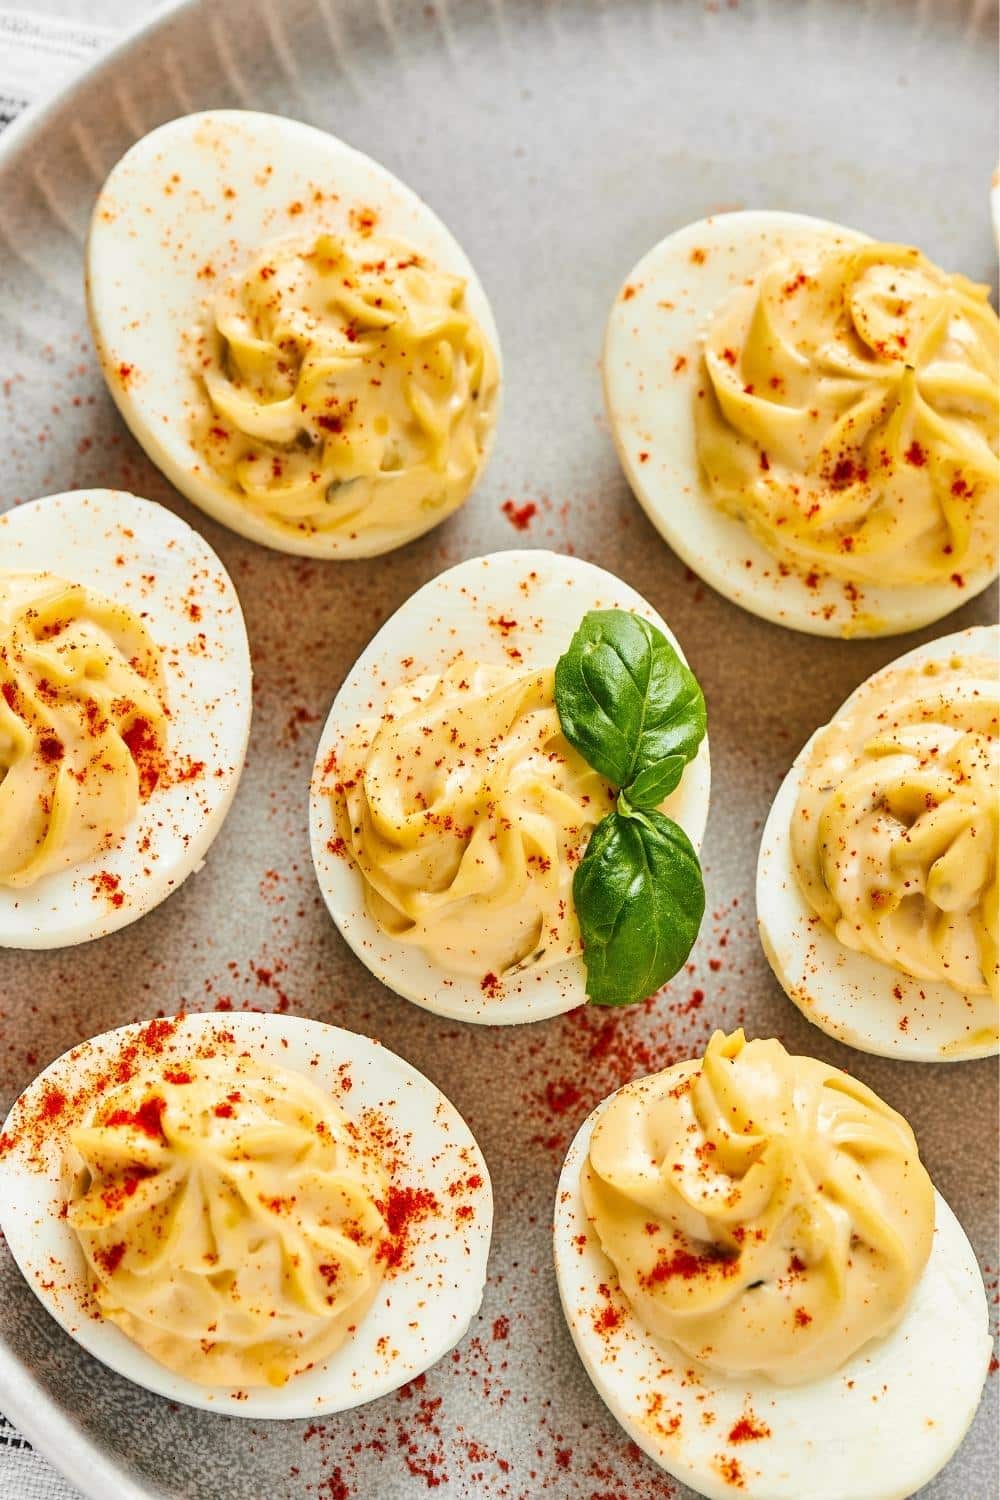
[[554, 611, 705, 807], [572, 810, 705, 1006], [555, 610, 707, 1007]]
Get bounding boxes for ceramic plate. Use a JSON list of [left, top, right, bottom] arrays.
[[0, 1, 995, 1496]]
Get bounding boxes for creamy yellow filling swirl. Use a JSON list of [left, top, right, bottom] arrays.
[[792, 651, 999, 999], [194, 231, 499, 543], [0, 573, 167, 888], [582, 1029, 934, 1384], [333, 661, 614, 979], [695, 240, 999, 584], [68, 1056, 388, 1388]]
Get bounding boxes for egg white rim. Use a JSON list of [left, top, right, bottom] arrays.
[[757, 624, 999, 1061], [0, 490, 252, 949], [553, 1088, 991, 1500], [309, 548, 711, 1026], [0, 1010, 494, 1418], [602, 209, 998, 638], [85, 109, 502, 559]]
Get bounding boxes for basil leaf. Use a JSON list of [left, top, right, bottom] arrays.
[[555, 610, 706, 810], [621, 757, 687, 812], [573, 809, 705, 1007]]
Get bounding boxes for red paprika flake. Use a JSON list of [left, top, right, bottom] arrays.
[[89, 870, 125, 908], [121, 716, 163, 798], [716, 1455, 745, 1488], [104, 1095, 167, 1140], [593, 1303, 622, 1335], [728, 1412, 771, 1443], [544, 1079, 582, 1115], [377, 1185, 439, 1270], [140, 1017, 180, 1053], [39, 1086, 67, 1121], [829, 456, 867, 488], [642, 1243, 737, 1288], [322, 1469, 350, 1500], [349, 204, 378, 236], [94, 1241, 127, 1277], [500, 499, 537, 532], [173, 757, 206, 784]]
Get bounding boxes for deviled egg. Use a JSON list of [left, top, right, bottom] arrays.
[[86, 110, 501, 557], [0, 490, 251, 948], [604, 210, 999, 636], [0, 1011, 492, 1417], [310, 550, 711, 1024], [758, 625, 998, 1061], [554, 1029, 991, 1500]]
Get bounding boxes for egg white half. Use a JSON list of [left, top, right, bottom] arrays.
[[0, 1011, 493, 1418], [757, 625, 999, 1061], [554, 1091, 991, 1500], [309, 549, 711, 1025], [603, 210, 998, 638], [86, 109, 501, 558], [0, 490, 251, 949]]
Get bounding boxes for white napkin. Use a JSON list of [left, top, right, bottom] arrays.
[[0, 7, 113, 119]]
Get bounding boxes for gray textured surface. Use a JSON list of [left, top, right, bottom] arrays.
[[0, 1, 997, 1497]]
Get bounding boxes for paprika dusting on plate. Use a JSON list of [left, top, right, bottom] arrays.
[[501, 499, 537, 531]]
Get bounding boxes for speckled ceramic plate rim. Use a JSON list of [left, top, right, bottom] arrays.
[[0, 13, 215, 1496], [0, 1342, 152, 1500]]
